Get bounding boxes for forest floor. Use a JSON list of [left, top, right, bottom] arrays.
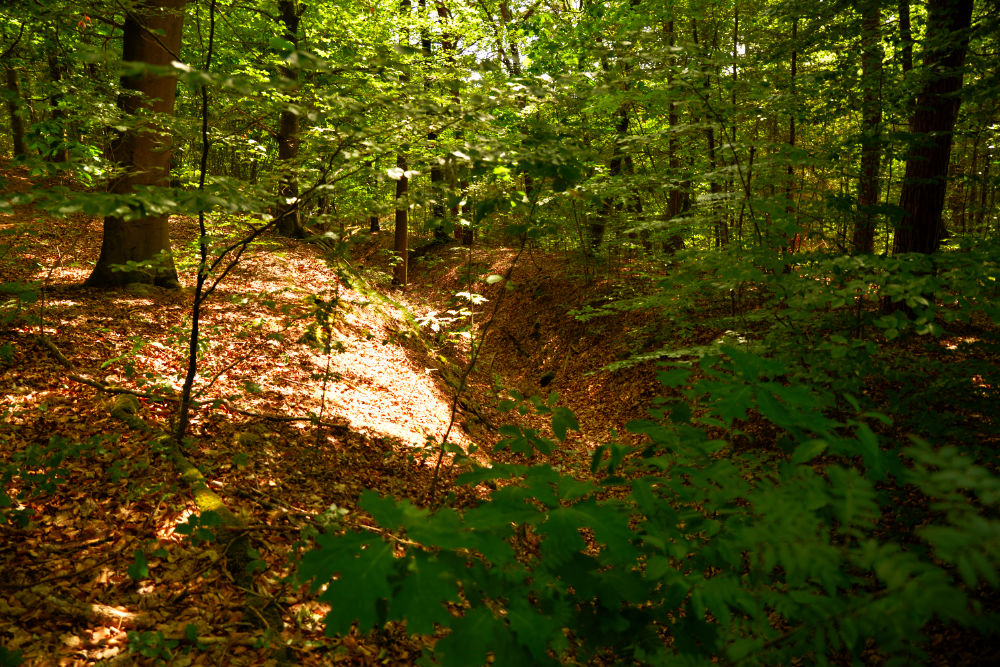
[[3, 163, 999, 665], [0, 162, 714, 665]]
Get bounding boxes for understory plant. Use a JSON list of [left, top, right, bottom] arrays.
[[297, 337, 1000, 665]]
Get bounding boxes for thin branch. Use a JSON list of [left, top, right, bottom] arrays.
[[0, 22, 25, 60], [425, 223, 532, 505]]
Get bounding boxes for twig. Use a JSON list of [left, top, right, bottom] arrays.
[[425, 233, 529, 504], [38, 334, 351, 430]]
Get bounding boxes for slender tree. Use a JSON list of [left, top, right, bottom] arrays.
[[393, 0, 412, 287], [853, 1, 883, 254], [2, 21, 28, 159], [276, 0, 305, 238], [3, 65, 27, 159]]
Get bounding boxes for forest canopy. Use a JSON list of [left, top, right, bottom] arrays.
[[1, 0, 999, 664]]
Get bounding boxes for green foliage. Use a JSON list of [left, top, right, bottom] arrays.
[[0, 435, 101, 526], [174, 510, 222, 545], [3, 0, 999, 662], [0, 280, 39, 332], [127, 630, 178, 662], [299, 337, 999, 664], [127, 549, 150, 582], [0, 645, 23, 667]]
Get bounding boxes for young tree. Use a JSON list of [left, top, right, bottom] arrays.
[[86, 0, 186, 288], [891, 0, 975, 255], [1, 22, 28, 159], [392, 0, 412, 287], [2, 65, 28, 159]]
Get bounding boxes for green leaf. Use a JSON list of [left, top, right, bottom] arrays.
[[727, 637, 765, 661], [551, 407, 579, 442], [713, 385, 754, 424], [318, 536, 396, 633], [538, 507, 586, 565], [506, 597, 566, 661], [792, 439, 827, 464], [434, 606, 497, 667], [0, 645, 24, 667], [268, 37, 295, 52], [128, 550, 149, 581], [854, 422, 883, 476], [389, 553, 459, 634]]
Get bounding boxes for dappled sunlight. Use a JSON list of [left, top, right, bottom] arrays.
[[5, 212, 473, 453]]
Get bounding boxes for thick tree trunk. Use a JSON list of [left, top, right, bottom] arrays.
[[892, 0, 974, 255], [853, 3, 882, 254], [4, 66, 27, 158], [86, 0, 185, 288], [276, 0, 304, 238]]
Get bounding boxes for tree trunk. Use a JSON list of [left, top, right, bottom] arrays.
[[418, 0, 449, 242], [276, 0, 305, 238], [4, 65, 27, 158], [898, 0, 913, 74], [393, 0, 411, 287], [47, 48, 69, 163], [892, 0, 974, 255], [692, 17, 727, 248], [393, 153, 409, 287], [591, 105, 630, 251], [852, 2, 882, 254], [86, 0, 185, 288], [665, 20, 685, 222], [437, 2, 472, 245]]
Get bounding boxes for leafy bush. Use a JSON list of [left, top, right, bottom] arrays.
[[297, 342, 1000, 665]]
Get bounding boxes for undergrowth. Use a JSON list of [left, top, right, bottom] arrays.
[[297, 243, 1000, 665]]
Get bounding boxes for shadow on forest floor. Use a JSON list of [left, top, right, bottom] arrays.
[[0, 162, 685, 664], [3, 160, 999, 664]]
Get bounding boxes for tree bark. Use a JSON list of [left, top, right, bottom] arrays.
[[693, 17, 727, 247], [437, 2, 472, 245], [852, 2, 883, 254], [86, 0, 186, 288], [892, 0, 974, 255], [393, 0, 411, 287], [898, 0, 913, 74], [4, 65, 27, 158], [666, 20, 685, 222], [393, 152, 409, 287], [276, 0, 305, 238], [47, 47, 69, 163], [419, 0, 449, 242]]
